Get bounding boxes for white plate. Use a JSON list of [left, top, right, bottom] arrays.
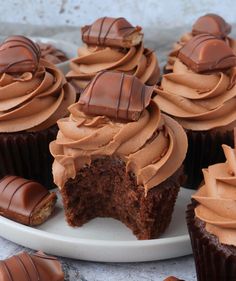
[[0, 188, 193, 262], [30, 36, 78, 74]]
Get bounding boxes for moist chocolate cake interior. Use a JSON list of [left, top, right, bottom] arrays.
[[61, 156, 181, 240]]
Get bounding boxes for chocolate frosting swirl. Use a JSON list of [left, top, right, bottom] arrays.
[[0, 59, 76, 132], [50, 99, 187, 192], [38, 42, 68, 64], [155, 59, 236, 131], [67, 42, 160, 91], [193, 142, 236, 246]]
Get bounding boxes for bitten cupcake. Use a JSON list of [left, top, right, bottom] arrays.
[[155, 34, 236, 189], [165, 13, 236, 73], [66, 17, 160, 96], [186, 135, 236, 281], [50, 71, 187, 240], [0, 35, 76, 188]]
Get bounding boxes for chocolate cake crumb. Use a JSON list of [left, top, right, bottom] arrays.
[[61, 156, 181, 240]]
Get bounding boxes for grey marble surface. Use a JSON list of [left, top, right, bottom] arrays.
[[0, 236, 196, 281], [0, 22, 205, 281]]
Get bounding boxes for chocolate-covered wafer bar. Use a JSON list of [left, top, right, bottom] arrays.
[[192, 13, 231, 38], [77, 71, 154, 121], [0, 35, 41, 74], [178, 34, 236, 73], [163, 277, 185, 281], [81, 17, 143, 48], [0, 175, 57, 226], [0, 251, 64, 281]]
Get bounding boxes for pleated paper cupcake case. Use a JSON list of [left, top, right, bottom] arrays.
[[0, 125, 58, 189]]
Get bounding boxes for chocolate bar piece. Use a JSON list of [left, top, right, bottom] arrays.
[[0, 35, 41, 74], [0, 251, 64, 281], [192, 13, 231, 38], [81, 17, 143, 48], [163, 277, 185, 281], [178, 34, 236, 73], [0, 175, 57, 226], [77, 71, 154, 121]]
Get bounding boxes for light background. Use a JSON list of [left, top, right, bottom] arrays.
[[2, 0, 236, 28]]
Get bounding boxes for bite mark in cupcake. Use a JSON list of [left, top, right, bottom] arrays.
[[50, 71, 187, 239]]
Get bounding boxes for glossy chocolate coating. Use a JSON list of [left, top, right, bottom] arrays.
[[178, 34, 236, 73], [192, 13, 231, 38], [78, 71, 154, 121], [0, 175, 50, 225], [0, 251, 64, 281], [81, 17, 142, 47], [0, 35, 41, 74]]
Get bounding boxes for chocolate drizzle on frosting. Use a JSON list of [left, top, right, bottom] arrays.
[[192, 13, 232, 38], [0, 35, 41, 74], [0, 176, 49, 225], [178, 34, 236, 73], [81, 17, 143, 48], [0, 251, 64, 281], [78, 71, 154, 121]]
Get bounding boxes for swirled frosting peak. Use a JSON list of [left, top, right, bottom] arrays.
[[0, 35, 41, 74], [50, 76, 187, 192], [0, 58, 76, 133], [155, 58, 236, 131], [193, 140, 236, 246], [38, 42, 68, 64]]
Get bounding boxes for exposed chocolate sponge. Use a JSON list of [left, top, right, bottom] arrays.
[[78, 71, 154, 121], [0, 35, 41, 74], [178, 34, 236, 73], [0, 251, 64, 281], [192, 13, 231, 38], [0, 175, 57, 226], [81, 17, 143, 48]]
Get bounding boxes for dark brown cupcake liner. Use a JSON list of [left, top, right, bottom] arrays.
[[0, 125, 58, 189], [183, 129, 234, 189], [186, 202, 236, 281]]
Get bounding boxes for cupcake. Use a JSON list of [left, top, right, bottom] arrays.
[[165, 13, 236, 73], [0, 35, 76, 188], [50, 71, 188, 240], [155, 34, 236, 189], [66, 17, 160, 96], [186, 137, 236, 281], [38, 42, 68, 64]]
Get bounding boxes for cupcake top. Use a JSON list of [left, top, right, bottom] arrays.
[[0, 35, 76, 133], [50, 71, 187, 192], [66, 17, 160, 92], [192, 132, 236, 247], [38, 42, 68, 64], [155, 34, 236, 131], [165, 13, 236, 72]]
